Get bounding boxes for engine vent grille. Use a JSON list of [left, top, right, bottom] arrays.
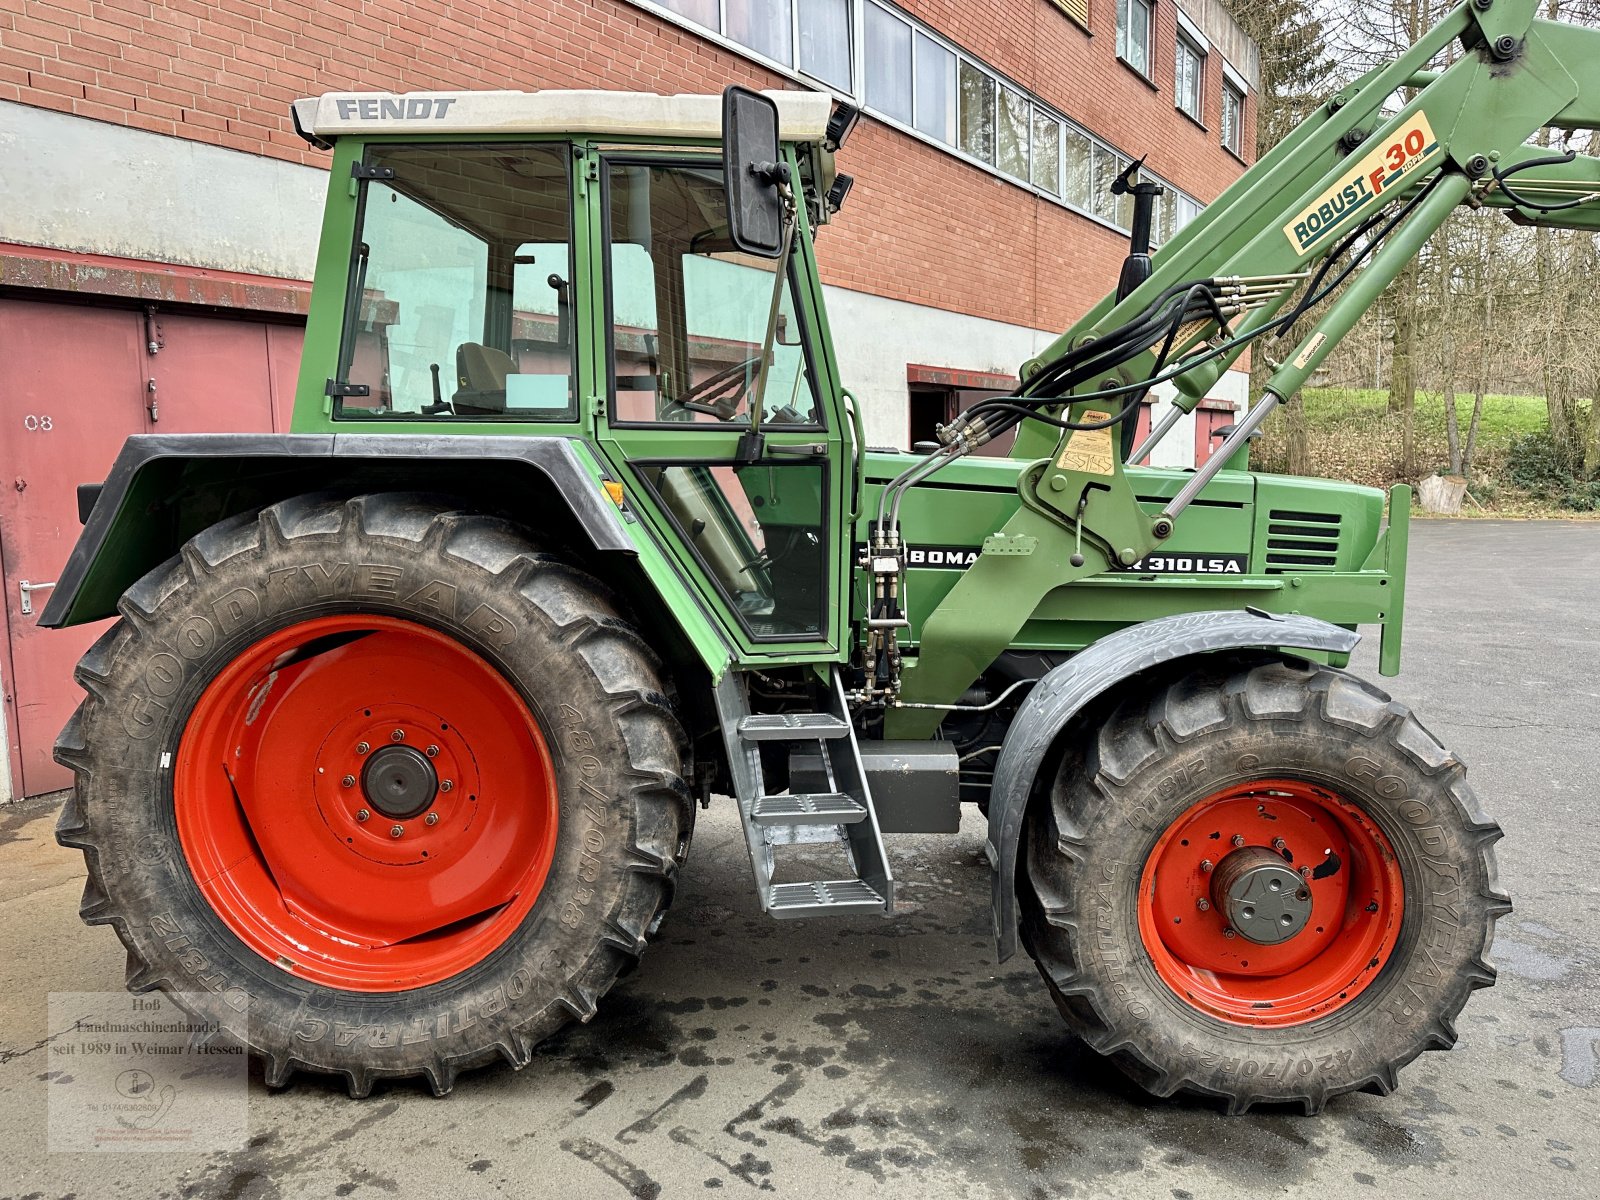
[[1265, 510, 1342, 573]]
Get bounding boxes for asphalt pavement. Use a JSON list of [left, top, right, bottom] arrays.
[[1, 518, 1597, 1198]]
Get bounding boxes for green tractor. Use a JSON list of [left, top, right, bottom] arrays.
[[62, 0, 1600, 1111]]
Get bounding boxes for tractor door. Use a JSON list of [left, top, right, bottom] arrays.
[[593, 153, 850, 661]]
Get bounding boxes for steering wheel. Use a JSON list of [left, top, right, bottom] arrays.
[[668, 355, 764, 420]]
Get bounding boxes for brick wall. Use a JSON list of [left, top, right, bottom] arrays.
[[0, 0, 1253, 335]]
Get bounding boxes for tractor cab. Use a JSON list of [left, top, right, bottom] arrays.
[[287, 88, 863, 659]]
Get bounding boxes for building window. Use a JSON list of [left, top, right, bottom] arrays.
[[1221, 78, 1245, 156], [1063, 126, 1093, 208], [864, 3, 912, 123], [1031, 108, 1061, 195], [958, 60, 996, 164], [1092, 144, 1119, 222], [660, 0, 719, 28], [1117, 0, 1153, 78], [913, 31, 956, 143], [997, 85, 1030, 181], [1175, 35, 1203, 121], [798, 0, 852, 90], [727, 0, 793, 66]]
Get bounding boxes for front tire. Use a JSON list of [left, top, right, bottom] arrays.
[[1018, 656, 1510, 1113], [55, 493, 692, 1096]]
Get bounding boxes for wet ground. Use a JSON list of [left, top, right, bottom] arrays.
[[2, 519, 1597, 1198]]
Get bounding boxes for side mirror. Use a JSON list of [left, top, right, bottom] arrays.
[[722, 86, 787, 258]]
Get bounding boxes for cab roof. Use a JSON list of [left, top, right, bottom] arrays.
[[290, 88, 833, 149]]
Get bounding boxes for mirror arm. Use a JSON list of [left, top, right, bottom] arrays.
[[736, 180, 798, 464]]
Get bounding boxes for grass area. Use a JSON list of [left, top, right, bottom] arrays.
[[1296, 387, 1548, 442], [1252, 386, 1597, 516]]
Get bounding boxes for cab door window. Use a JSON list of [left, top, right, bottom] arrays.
[[606, 161, 822, 428]]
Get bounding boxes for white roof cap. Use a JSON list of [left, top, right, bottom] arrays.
[[292, 89, 833, 144]]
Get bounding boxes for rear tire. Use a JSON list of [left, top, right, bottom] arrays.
[[55, 493, 693, 1096], [1018, 656, 1509, 1113]]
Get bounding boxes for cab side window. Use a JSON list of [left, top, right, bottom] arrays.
[[337, 144, 575, 420]]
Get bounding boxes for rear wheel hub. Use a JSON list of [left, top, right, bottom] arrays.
[[361, 744, 437, 819], [174, 614, 560, 992]]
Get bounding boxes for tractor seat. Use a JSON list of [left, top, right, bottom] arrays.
[[453, 343, 515, 414]]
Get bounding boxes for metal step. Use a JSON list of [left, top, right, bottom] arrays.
[[714, 670, 894, 921], [751, 792, 867, 826], [767, 879, 885, 917], [736, 713, 850, 742]]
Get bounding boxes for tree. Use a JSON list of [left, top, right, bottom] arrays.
[[1223, 0, 1331, 475]]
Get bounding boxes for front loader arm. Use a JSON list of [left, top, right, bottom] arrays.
[[888, 0, 1599, 736]]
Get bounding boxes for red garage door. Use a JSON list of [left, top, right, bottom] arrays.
[[0, 299, 302, 799]]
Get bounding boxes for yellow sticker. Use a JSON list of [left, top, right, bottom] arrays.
[[1282, 113, 1441, 256], [1292, 331, 1327, 371], [1057, 411, 1115, 476]]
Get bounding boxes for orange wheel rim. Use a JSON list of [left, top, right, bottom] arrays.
[[175, 615, 558, 992], [1136, 779, 1404, 1027]]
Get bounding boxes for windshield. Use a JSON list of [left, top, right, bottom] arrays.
[[606, 160, 821, 428], [335, 143, 575, 419]]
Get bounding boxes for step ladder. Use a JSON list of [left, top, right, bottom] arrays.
[[713, 668, 893, 918]]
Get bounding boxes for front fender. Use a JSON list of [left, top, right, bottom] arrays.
[[986, 609, 1362, 961]]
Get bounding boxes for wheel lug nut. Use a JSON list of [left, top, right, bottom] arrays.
[[1196, 897, 1211, 912], [1231, 834, 1246, 848], [1299, 865, 1314, 881], [1222, 927, 1237, 939], [425, 812, 439, 826], [356, 809, 370, 822], [390, 824, 404, 838], [341, 774, 356, 788], [440, 779, 454, 792], [1272, 837, 1287, 852], [356, 741, 370, 755], [391, 728, 405, 742], [425, 745, 439, 758], [1199, 859, 1214, 873]]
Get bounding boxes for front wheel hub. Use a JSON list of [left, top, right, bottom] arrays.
[[1212, 846, 1312, 944], [361, 744, 437, 819], [1136, 779, 1404, 1026]]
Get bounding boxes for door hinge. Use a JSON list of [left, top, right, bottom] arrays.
[[326, 379, 371, 398], [574, 149, 599, 198], [351, 162, 396, 180]]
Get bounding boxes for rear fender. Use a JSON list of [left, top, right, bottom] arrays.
[[40, 433, 731, 678], [986, 610, 1362, 961]]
